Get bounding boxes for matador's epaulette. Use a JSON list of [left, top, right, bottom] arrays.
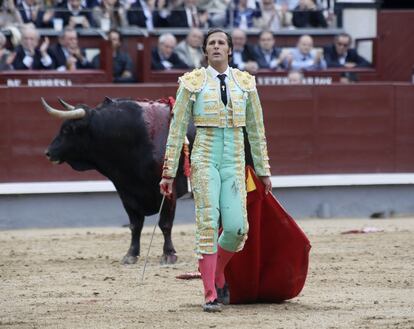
[[232, 68, 256, 92], [179, 67, 207, 93]]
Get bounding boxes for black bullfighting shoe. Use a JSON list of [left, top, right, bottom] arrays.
[[203, 299, 222, 313], [216, 283, 230, 305]]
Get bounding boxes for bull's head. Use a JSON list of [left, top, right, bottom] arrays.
[[42, 98, 94, 171]]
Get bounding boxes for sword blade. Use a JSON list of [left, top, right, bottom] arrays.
[[140, 194, 166, 282]]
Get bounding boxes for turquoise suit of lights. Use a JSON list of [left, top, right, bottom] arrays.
[[162, 66, 271, 258]]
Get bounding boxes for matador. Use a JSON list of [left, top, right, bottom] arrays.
[[160, 28, 271, 312]]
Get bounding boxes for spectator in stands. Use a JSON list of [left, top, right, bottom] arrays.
[[92, 29, 135, 83], [275, 0, 299, 11], [226, 0, 260, 30], [166, 0, 209, 28], [287, 70, 304, 84], [0, 31, 12, 70], [151, 33, 188, 71], [10, 24, 53, 70], [339, 71, 358, 83], [198, 0, 231, 27], [324, 33, 371, 68], [280, 34, 326, 70], [92, 0, 128, 30], [48, 27, 91, 71], [85, 0, 100, 8], [127, 0, 168, 29], [1, 0, 23, 28], [175, 28, 204, 69], [254, 0, 291, 32], [292, 0, 327, 28], [230, 28, 259, 74], [54, 0, 96, 28], [17, 0, 54, 28], [254, 30, 282, 70]]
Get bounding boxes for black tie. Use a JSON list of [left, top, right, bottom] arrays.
[[217, 74, 227, 106]]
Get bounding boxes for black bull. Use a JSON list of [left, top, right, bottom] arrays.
[[42, 97, 195, 265], [42, 97, 254, 265]]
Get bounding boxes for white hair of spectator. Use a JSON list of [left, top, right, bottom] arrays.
[[20, 23, 40, 41], [159, 33, 177, 46]]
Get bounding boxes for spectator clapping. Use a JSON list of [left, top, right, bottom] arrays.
[[280, 34, 326, 71]]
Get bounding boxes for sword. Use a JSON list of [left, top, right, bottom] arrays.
[[140, 194, 166, 282]]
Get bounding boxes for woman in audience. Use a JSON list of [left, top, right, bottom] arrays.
[[92, 0, 128, 30]]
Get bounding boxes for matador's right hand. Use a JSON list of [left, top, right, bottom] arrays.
[[159, 177, 174, 196]]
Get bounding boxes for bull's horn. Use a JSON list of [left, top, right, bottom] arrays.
[[58, 98, 76, 111], [41, 97, 85, 120]]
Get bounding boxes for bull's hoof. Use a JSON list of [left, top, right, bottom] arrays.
[[121, 255, 138, 265], [160, 254, 177, 265]]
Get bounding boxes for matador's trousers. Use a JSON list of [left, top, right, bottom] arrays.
[[190, 127, 249, 257]]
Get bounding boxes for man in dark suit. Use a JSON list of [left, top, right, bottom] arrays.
[[323, 33, 371, 68], [254, 30, 282, 70], [48, 27, 91, 71], [166, 0, 209, 28], [54, 0, 96, 28], [18, 0, 54, 28], [151, 33, 188, 70], [92, 29, 135, 83], [11, 25, 53, 70], [229, 28, 259, 74], [127, 0, 168, 29]]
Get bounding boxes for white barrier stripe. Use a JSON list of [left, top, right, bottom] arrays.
[[0, 181, 116, 195], [270, 174, 414, 188], [1, 173, 414, 195]]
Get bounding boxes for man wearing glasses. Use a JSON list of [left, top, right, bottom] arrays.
[[323, 32, 371, 68]]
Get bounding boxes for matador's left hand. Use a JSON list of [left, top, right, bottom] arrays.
[[259, 176, 272, 195]]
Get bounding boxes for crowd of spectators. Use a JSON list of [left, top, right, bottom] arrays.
[[150, 28, 370, 75], [1, 0, 333, 32], [0, 0, 371, 83]]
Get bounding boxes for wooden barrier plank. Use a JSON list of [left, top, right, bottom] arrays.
[[260, 85, 315, 174], [314, 85, 395, 173], [395, 85, 414, 171], [0, 83, 413, 183]]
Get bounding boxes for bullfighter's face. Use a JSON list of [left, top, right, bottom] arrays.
[[205, 32, 231, 66]]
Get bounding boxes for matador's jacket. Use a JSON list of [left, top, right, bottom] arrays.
[[162, 66, 271, 257]]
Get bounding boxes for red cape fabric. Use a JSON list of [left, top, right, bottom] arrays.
[[225, 166, 311, 304]]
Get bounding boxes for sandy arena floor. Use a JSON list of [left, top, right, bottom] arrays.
[[1, 218, 413, 329]]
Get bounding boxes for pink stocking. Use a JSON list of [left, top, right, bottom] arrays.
[[215, 245, 235, 289], [198, 253, 217, 302]]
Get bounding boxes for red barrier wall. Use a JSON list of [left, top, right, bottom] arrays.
[[377, 11, 414, 81], [0, 83, 413, 183]]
